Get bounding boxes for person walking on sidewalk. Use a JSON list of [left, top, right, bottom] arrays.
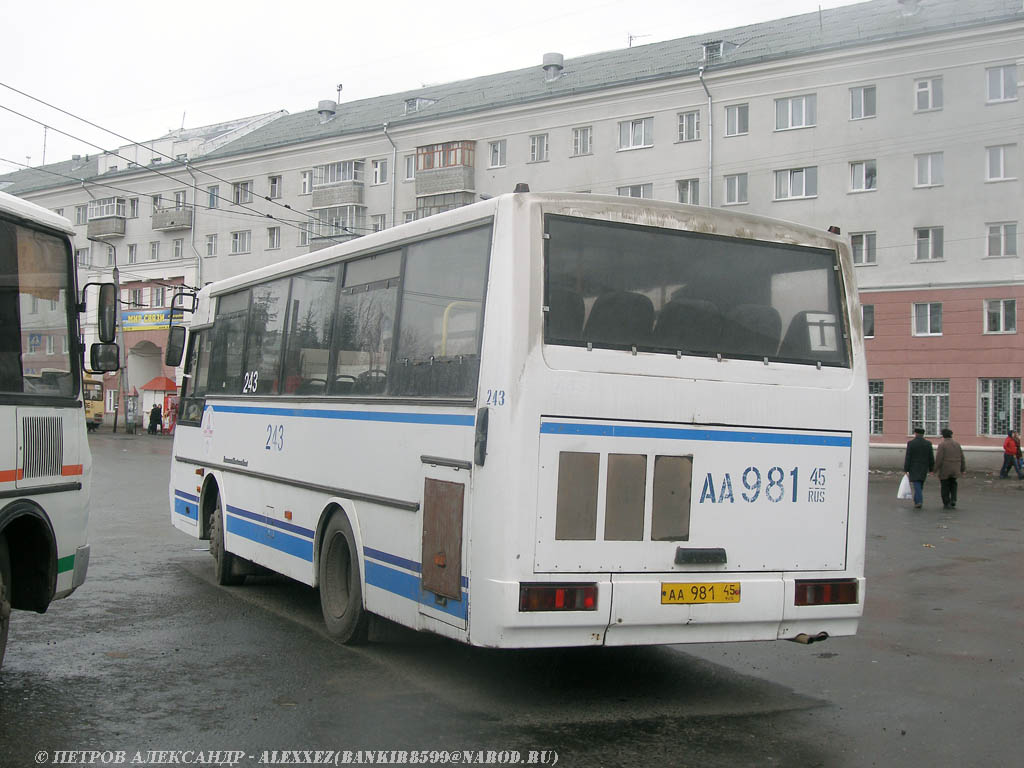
[[934, 428, 966, 509], [904, 427, 934, 509], [998, 430, 1023, 479]]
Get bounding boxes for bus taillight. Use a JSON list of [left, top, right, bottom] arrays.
[[519, 584, 598, 612], [794, 579, 858, 606]]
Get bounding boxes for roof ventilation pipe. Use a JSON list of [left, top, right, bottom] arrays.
[[317, 100, 337, 123], [542, 53, 564, 82], [897, 0, 921, 16]]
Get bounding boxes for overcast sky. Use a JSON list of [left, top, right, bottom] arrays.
[[0, 0, 866, 173]]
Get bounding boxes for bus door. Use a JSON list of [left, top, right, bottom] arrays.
[[417, 460, 470, 631], [15, 406, 83, 490]]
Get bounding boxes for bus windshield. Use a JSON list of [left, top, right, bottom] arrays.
[[0, 218, 76, 397], [544, 215, 849, 367]]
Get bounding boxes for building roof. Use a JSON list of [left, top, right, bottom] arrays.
[[204, 0, 1022, 159], [1, 0, 1020, 193]]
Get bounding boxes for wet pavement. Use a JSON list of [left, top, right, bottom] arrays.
[[0, 433, 1022, 767]]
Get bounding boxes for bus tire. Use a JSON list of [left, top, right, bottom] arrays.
[[0, 534, 11, 670], [210, 495, 245, 587], [318, 513, 369, 644]]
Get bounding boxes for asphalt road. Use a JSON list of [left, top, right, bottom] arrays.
[[0, 432, 1021, 767]]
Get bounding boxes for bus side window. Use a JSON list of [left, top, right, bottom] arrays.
[[390, 225, 491, 398]]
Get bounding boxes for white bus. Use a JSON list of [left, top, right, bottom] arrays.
[[0, 191, 118, 668], [167, 192, 866, 648]]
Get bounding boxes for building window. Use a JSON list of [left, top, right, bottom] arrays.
[[206, 234, 217, 256], [268, 175, 282, 199], [572, 127, 592, 157], [151, 286, 166, 308], [45, 335, 54, 356], [850, 160, 877, 191], [75, 248, 89, 267], [267, 227, 280, 249], [404, 211, 416, 224], [488, 140, 507, 168], [868, 380, 884, 434], [774, 167, 817, 199], [775, 94, 816, 130], [616, 184, 652, 199], [986, 65, 1017, 103], [232, 181, 253, 204], [979, 378, 1022, 436], [915, 77, 943, 111], [850, 85, 877, 120], [986, 145, 1015, 181], [300, 171, 313, 195], [372, 214, 387, 232], [911, 380, 949, 436], [152, 194, 162, 212], [372, 160, 388, 185], [207, 185, 219, 208], [106, 245, 115, 266], [105, 389, 117, 413], [311, 206, 363, 238], [128, 288, 143, 307], [404, 155, 416, 181], [231, 231, 251, 254], [985, 299, 1016, 334], [987, 222, 1017, 257], [618, 117, 654, 149], [173, 239, 184, 259], [724, 173, 748, 205], [74, 205, 88, 225], [677, 111, 700, 142], [127, 244, 137, 264], [915, 152, 944, 187], [913, 302, 943, 336], [174, 190, 187, 209], [416, 142, 474, 171], [862, 304, 875, 338], [313, 161, 364, 186], [677, 178, 699, 205], [87, 197, 126, 219], [129, 198, 139, 218], [298, 224, 310, 247], [725, 104, 748, 136], [915, 227, 944, 261], [149, 242, 159, 261], [530, 134, 549, 162], [851, 232, 877, 265]]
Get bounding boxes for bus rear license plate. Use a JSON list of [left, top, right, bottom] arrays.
[[661, 583, 741, 604]]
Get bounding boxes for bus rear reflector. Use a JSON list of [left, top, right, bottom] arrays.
[[519, 584, 598, 612], [794, 579, 858, 606]]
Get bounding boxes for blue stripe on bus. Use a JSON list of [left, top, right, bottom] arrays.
[[364, 560, 468, 621], [225, 513, 314, 562], [226, 504, 315, 539], [174, 497, 198, 521], [211, 404, 474, 427], [540, 422, 852, 447], [175, 489, 200, 503], [364, 547, 469, 589]]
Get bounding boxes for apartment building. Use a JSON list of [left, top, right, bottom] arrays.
[[1, 0, 1020, 461]]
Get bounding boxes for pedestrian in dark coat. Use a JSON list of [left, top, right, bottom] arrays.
[[934, 428, 966, 509], [903, 427, 935, 508]]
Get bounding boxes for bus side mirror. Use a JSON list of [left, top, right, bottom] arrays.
[[97, 283, 117, 343], [165, 326, 186, 367], [90, 343, 120, 372]]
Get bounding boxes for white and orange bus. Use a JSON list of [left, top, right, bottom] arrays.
[[0, 190, 118, 669]]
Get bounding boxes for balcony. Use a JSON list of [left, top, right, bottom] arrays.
[[86, 216, 125, 240], [311, 181, 364, 209], [152, 206, 193, 232]]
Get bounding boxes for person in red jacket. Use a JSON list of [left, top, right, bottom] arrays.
[[998, 430, 1023, 479]]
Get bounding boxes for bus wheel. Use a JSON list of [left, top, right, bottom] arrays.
[[318, 513, 369, 644], [210, 495, 245, 587], [0, 535, 11, 670]]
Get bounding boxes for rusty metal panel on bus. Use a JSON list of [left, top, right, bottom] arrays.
[[421, 478, 465, 600]]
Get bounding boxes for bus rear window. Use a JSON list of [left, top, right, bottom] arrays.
[[544, 215, 849, 367]]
